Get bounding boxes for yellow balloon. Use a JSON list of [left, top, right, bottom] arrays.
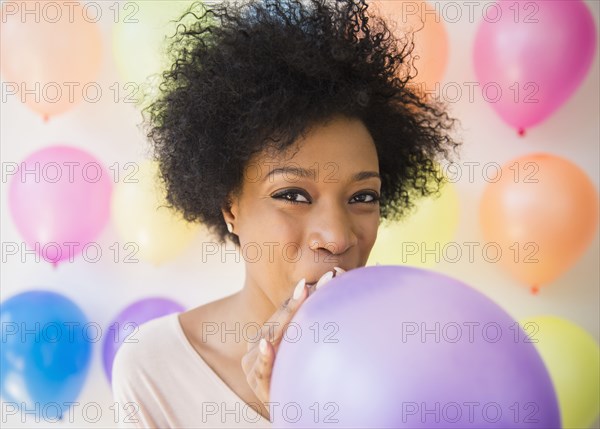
[[367, 179, 460, 267], [519, 316, 600, 429], [112, 1, 210, 106], [112, 160, 201, 265]]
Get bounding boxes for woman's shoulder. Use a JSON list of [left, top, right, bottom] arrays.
[[112, 313, 181, 377], [132, 312, 180, 343], [110, 305, 273, 428]]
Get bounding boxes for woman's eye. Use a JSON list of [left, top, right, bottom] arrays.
[[272, 190, 310, 204], [351, 192, 380, 204], [272, 190, 380, 205]]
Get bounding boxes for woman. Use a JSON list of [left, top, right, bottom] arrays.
[[112, 0, 460, 427]]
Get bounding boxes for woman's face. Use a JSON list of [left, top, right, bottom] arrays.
[[224, 115, 381, 304]]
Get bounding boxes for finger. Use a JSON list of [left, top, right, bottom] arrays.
[[309, 269, 335, 295], [253, 269, 338, 350], [270, 267, 344, 344], [254, 278, 308, 347], [241, 345, 258, 374], [248, 338, 274, 403], [268, 269, 336, 346], [333, 266, 346, 276]]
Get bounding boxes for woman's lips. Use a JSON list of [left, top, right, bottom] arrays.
[[306, 266, 347, 289], [333, 266, 347, 275], [306, 269, 334, 285], [306, 267, 346, 285]]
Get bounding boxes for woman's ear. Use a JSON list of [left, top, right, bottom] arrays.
[[221, 193, 239, 230]]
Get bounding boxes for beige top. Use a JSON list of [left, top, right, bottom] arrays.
[[111, 313, 272, 428]]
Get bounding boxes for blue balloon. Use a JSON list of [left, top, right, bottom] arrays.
[[1, 290, 92, 421]]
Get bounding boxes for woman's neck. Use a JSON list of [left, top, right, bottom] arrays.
[[206, 277, 280, 361]]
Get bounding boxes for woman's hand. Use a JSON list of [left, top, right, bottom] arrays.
[[241, 267, 344, 405]]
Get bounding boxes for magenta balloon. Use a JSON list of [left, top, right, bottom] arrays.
[[270, 265, 560, 428], [473, 0, 596, 133], [102, 297, 185, 384], [8, 145, 112, 266]]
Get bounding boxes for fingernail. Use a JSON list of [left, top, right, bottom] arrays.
[[293, 278, 306, 300], [316, 270, 334, 290], [259, 338, 267, 354], [333, 266, 346, 276]]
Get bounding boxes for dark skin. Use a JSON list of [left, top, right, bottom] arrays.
[[179, 115, 381, 421]]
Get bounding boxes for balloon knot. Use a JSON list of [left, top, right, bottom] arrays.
[[518, 127, 526, 137], [530, 285, 539, 295]]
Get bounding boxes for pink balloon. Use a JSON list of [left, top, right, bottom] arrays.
[[474, 0, 597, 134], [8, 145, 112, 266]]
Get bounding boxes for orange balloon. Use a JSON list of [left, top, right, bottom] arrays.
[[369, 0, 448, 92], [0, 1, 102, 120], [480, 153, 599, 292]]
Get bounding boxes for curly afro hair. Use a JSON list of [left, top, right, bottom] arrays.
[[145, 0, 461, 248]]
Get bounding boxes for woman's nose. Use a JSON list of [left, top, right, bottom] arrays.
[[307, 203, 358, 256]]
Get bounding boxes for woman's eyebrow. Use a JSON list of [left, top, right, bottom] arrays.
[[263, 167, 380, 182], [352, 170, 381, 182], [264, 166, 316, 182]]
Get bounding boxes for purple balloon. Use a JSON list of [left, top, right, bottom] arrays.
[[102, 297, 184, 383], [473, 0, 597, 133], [270, 265, 560, 428]]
